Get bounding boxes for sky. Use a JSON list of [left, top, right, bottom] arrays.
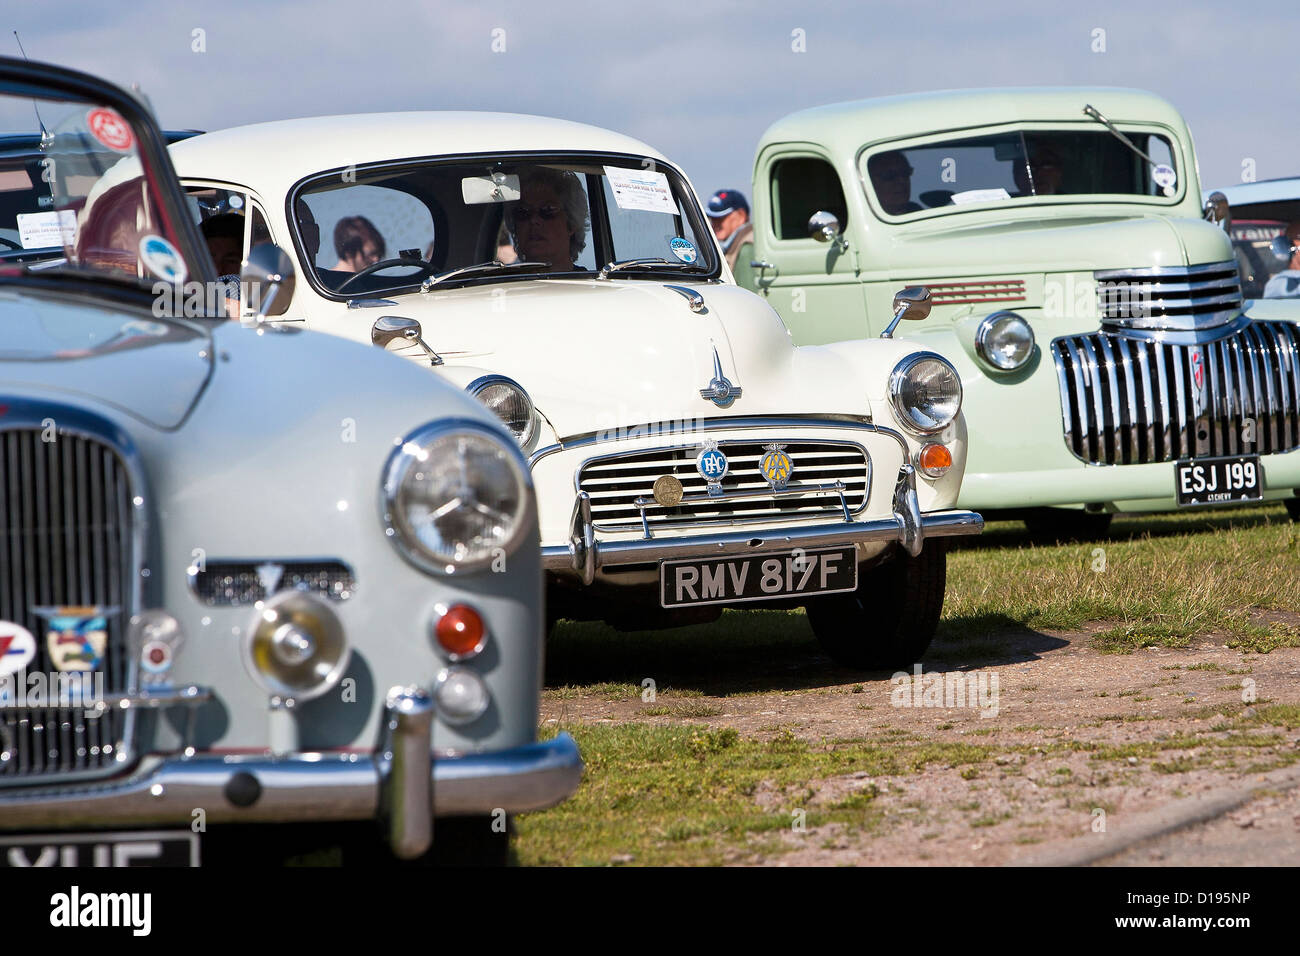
[[8, 1, 1294, 201]]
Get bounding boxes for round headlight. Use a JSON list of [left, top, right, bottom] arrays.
[[468, 375, 538, 450], [975, 311, 1035, 371], [890, 353, 963, 434], [381, 420, 531, 574]]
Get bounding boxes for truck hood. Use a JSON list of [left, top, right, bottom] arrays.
[[883, 214, 1234, 277], [380, 279, 880, 439], [0, 289, 213, 430]]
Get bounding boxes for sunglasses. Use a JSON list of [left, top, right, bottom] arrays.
[[512, 203, 562, 224]]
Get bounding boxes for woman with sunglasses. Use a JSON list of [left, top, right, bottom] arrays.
[[506, 167, 589, 271]]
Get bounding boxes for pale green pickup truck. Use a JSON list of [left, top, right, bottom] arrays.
[[737, 87, 1300, 537]]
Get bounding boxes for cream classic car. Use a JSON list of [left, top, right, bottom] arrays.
[[168, 113, 983, 668], [0, 58, 579, 867]]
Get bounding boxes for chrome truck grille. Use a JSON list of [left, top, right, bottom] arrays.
[[1094, 262, 1243, 333], [578, 440, 870, 530], [0, 428, 133, 783], [1051, 322, 1300, 465]]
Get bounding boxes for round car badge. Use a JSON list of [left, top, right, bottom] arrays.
[[0, 622, 38, 677], [86, 107, 135, 152], [669, 237, 698, 264], [138, 235, 188, 285], [760, 444, 794, 491], [696, 445, 729, 483]]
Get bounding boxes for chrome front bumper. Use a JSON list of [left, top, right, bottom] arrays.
[[543, 463, 984, 585], [0, 688, 583, 861]]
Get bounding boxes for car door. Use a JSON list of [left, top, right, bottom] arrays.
[[749, 148, 871, 346]]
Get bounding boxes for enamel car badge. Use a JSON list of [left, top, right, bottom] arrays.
[[0, 622, 38, 677], [760, 443, 794, 491], [700, 346, 742, 408], [33, 606, 119, 672], [695, 440, 729, 496]]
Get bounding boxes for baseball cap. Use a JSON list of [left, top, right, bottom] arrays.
[[706, 189, 749, 218]]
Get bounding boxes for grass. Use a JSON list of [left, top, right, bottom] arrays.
[[514, 722, 990, 866]]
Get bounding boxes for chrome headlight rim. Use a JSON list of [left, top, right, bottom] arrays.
[[889, 351, 963, 435], [380, 417, 533, 576], [467, 374, 540, 453], [975, 310, 1035, 371]]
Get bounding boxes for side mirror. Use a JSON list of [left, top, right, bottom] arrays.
[[882, 286, 931, 339], [371, 315, 442, 366], [807, 210, 843, 244], [1271, 234, 1295, 264], [1203, 191, 1230, 230], [240, 243, 295, 318]]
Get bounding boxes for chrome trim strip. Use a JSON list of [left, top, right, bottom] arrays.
[[1094, 260, 1240, 280], [1152, 337, 1171, 459]]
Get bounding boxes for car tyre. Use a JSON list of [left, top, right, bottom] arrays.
[[1023, 509, 1113, 542], [1285, 497, 1300, 522], [806, 543, 946, 670], [424, 814, 512, 867]]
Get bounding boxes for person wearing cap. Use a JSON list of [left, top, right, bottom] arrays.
[[706, 188, 753, 271]]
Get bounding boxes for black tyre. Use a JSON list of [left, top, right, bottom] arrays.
[[1022, 509, 1113, 543], [1285, 497, 1300, 522], [805, 543, 947, 670]]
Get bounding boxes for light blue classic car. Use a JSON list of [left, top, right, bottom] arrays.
[[0, 57, 579, 866]]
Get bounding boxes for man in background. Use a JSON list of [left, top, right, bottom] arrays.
[[1264, 221, 1300, 298], [706, 188, 753, 271]]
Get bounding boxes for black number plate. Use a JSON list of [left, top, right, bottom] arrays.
[[0, 829, 199, 867], [660, 546, 858, 608], [1175, 456, 1263, 507]]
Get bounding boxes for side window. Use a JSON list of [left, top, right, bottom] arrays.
[[185, 184, 249, 278], [771, 157, 848, 240], [297, 183, 435, 273]]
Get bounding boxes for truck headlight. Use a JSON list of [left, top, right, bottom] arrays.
[[975, 311, 1035, 370], [889, 352, 962, 434], [381, 420, 531, 574], [467, 375, 539, 451]]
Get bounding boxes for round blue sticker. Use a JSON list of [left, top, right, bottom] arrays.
[[138, 235, 187, 284], [669, 237, 698, 264]]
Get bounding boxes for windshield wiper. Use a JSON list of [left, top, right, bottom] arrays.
[[420, 259, 550, 292], [1082, 104, 1160, 167], [598, 257, 707, 280]]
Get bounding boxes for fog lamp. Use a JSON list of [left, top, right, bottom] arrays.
[[244, 591, 349, 701]]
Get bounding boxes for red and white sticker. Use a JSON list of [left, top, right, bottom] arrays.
[[86, 107, 134, 152]]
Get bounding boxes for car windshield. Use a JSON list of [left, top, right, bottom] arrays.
[[861, 129, 1181, 217], [292, 156, 716, 297], [0, 86, 197, 287]]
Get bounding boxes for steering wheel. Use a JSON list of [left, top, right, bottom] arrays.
[[0, 236, 23, 251], [335, 257, 439, 293]]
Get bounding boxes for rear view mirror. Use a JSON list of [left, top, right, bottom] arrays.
[[462, 173, 521, 205]]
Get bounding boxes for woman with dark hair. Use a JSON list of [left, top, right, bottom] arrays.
[[332, 215, 385, 272]]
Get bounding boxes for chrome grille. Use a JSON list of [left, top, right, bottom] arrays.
[[1051, 322, 1300, 465], [0, 428, 133, 782], [1094, 261, 1243, 332], [578, 440, 869, 529]]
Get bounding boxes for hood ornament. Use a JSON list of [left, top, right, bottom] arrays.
[[700, 346, 742, 408]]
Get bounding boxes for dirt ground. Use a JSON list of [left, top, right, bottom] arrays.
[[540, 623, 1300, 865]]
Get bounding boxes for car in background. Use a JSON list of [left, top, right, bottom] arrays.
[[738, 88, 1300, 533], [1204, 178, 1300, 299], [0, 56, 579, 867], [167, 113, 984, 669]]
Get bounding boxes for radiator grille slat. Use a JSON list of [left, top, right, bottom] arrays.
[[577, 440, 870, 530], [1, 428, 133, 784], [1095, 262, 1243, 331], [1053, 322, 1300, 464]]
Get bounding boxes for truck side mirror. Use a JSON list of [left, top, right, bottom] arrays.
[[1202, 191, 1230, 232], [882, 286, 931, 339], [807, 210, 843, 245]]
